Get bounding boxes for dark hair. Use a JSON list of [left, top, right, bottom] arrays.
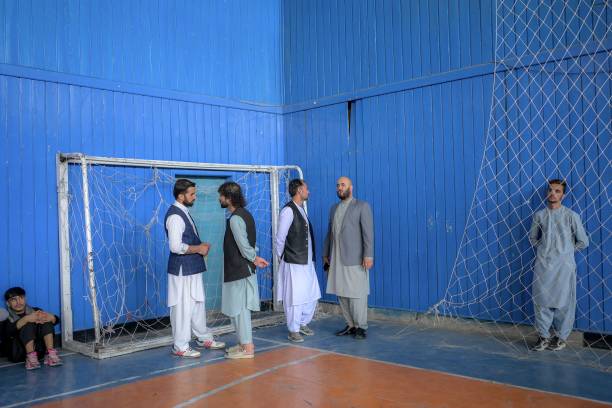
[[218, 181, 246, 208], [173, 179, 196, 199], [4, 286, 25, 301], [548, 179, 567, 194], [288, 178, 305, 197]]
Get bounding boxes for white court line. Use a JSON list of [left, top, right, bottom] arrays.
[[1, 344, 284, 408], [252, 336, 612, 406], [0, 352, 77, 369], [174, 352, 327, 408]]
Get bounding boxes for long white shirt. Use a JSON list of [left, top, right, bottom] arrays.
[[529, 206, 589, 308], [165, 201, 205, 307], [275, 203, 321, 306]]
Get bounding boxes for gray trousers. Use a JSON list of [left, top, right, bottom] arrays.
[[231, 308, 253, 345], [534, 302, 575, 341], [338, 296, 368, 330]]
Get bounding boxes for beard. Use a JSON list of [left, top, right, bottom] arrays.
[[220, 201, 228, 209], [184, 200, 194, 207], [337, 190, 349, 200]]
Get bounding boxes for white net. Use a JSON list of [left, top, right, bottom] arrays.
[[432, 0, 611, 369], [61, 157, 300, 357]]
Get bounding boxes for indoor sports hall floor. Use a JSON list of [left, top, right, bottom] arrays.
[[1, 315, 610, 408]]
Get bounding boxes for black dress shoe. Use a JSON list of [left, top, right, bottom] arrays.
[[335, 326, 356, 336], [354, 328, 367, 339]]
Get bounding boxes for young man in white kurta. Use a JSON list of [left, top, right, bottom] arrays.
[[528, 179, 589, 351], [275, 180, 321, 342], [166, 179, 224, 357]]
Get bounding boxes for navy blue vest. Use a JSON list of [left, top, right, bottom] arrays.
[[164, 205, 207, 276]]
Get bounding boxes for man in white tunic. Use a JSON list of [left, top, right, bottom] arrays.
[[529, 179, 589, 351], [275, 179, 321, 343], [165, 179, 225, 358], [324, 177, 374, 340]]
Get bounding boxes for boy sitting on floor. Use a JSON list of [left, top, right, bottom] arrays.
[[2, 287, 62, 369]]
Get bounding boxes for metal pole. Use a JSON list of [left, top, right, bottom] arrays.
[[80, 156, 102, 345], [269, 169, 281, 310], [56, 154, 74, 343]]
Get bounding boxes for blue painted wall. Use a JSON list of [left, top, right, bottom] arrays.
[[0, 76, 283, 329], [0, 0, 609, 334], [282, 0, 494, 104], [0, 0, 283, 104], [282, 0, 610, 334], [284, 77, 490, 312]]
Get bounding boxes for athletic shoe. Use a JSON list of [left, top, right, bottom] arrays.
[[299, 325, 315, 336], [195, 338, 226, 350], [171, 347, 201, 358], [225, 344, 241, 355], [548, 337, 567, 351], [335, 326, 356, 336], [531, 337, 550, 351], [225, 346, 254, 359], [288, 332, 304, 343], [44, 348, 63, 367], [25, 351, 40, 370], [353, 328, 367, 340]]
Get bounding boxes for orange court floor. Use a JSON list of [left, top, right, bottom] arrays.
[[1, 315, 611, 407]]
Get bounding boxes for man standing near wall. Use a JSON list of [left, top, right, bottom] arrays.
[[324, 176, 374, 340], [275, 179, 321, 343], [218, 181, 269, 359], [165, 179, 225, 358]]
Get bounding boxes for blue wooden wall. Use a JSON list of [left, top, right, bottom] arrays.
[[0, 0, 609, 333], [0, 0, 282, 104], [284, 77, 491, 311], [282, 0, 610, 334], [0, 76, 283, 327]]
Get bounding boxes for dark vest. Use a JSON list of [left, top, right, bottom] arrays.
[[164, 205, 207, 276], [282, 201, 315, 264], [223, 207, 257, 283]]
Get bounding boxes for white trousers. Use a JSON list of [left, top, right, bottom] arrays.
[[284, 300, 317, 333], [169, 275, 213, 351]]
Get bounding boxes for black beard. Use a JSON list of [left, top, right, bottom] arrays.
[[184, 201, 194, 207], [220, 202, 228, 209], [337, 191, 348, 200]]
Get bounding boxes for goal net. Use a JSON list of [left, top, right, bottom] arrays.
[[57, 153, 302, 358], [432, 0, 610, 370]]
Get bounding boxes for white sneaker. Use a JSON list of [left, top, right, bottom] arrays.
[[195, 338, 226, 350], [172, 347, 201, 358]]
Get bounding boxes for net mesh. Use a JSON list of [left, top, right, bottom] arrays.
[[65, 161, 299, 353], [432, 0, 611, 370]]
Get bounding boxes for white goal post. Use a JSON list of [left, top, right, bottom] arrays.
[[56, 152, 304, 358]]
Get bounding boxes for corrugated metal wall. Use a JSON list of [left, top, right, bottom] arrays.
[[282, 0, 494, 104], [0, 75, 283, 323], [1, 0, 608, 333], [1, 0, 282, 104], [282, 0, 610, 334], [284, 76, 491, 311]]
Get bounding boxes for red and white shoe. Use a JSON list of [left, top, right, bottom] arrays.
[[25, 351, 41, 370], [44, 348, 63, 367], [171, 347, 201, 358]]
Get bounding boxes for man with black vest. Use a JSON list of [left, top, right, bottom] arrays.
[[165, 179, 225, 358], [218, 181, 269, 359], [275, 179, 321, 343]]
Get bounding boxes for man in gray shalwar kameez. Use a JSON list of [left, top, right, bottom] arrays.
[[529, 179, 589, 351], [324, 177, 374, 340]]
